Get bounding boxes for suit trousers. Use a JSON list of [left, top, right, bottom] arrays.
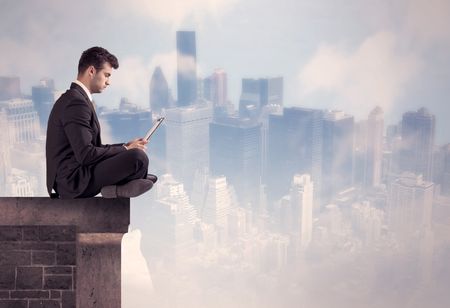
[[78, 148, 149, 198]]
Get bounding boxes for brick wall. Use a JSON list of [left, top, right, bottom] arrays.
[[0, 225, 76, 308]]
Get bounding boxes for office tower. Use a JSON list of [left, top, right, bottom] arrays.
[[364, 107, 384, 188], [176, 31, 197, 107], [203, 69, 228, 107], [387, 172, 433, 239], [239, 77, 283, 119], [209, 117, 262, 212], [351, 201, 383, 246], [0, 99, 40, 144], [32, 78, 56, 129], [353, 120, 368, 187], [400, 108, 435, 181], [149, 66, 171, 112], [99, 98, 153, 143], [165, 103, 213, 192], [142, 174, 197, 267], [433, 144, 450, 196], [266, 107, 323, 206], [0, 110, 11, 194], [321, 110, 354, 202], [0, 77, 21, 100]]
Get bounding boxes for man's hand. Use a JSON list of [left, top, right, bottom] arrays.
[[124, 138, 148, 151]]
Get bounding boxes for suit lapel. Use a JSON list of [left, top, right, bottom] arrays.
[[70, 83, 102, 141]]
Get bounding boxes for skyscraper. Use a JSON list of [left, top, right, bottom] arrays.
[[400, 108, 435, 181], [321, 110, 354, 202], [32, 78, 56, 129], [266, 107, 323, 205], [203, 69, 228, 107], [176, 31, 197, 107], [238, 77, 283, 119], [387, 172, 433, 239], [209, 117, 262, 212], [149, 66, 171, 112], [364, 106, 384, 188], [290, 174, 314, 250], [165, 103, 213, 192], [0, 99, 41, 144]]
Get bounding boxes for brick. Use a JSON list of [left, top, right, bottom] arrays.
[[0, 251, 31, 266], [0, 266, 15, 289], [21, 242, 55, 251], [50, 291, 61, 299], [44, 267, 72, 275], [56, 244, 76, 266], [10, 291, 50, 299], [0, 242, 21, 250], [16, 267, 43, 290], [29, 300, 61, 308], [39, 226, 76, 242], [62, 291, 75, 308], [0, 291, 9, 299], [72, 268, 76, 289], [0, 227, 22, 241], [44, 276, 72, 290], [0, 300, 27, 308], [23, 227, 39, 241], [33, 251, 56, 266]]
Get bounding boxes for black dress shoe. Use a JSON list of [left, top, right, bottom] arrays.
[[101, 179, 153, 198], [147, 174, 158, 183]]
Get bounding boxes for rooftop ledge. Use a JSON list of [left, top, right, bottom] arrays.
[[0, 197, 131, 308]]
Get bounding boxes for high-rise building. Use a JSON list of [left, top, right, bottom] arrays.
[[387, 172, 433, 239], [0, 99, 41, 144], [176, 31, 197, 107], [364, 106, 384, 188], [149, 66, 171, 112], [203, 69, 227, 107], [321, 110, 354, 202], [0, 110, 11, 194], [400, 108, 435, 181], [32, 78, 56, 129], [239, 77, 283, 119], [266, 107, 323, 206], [209, 116, 262, 212], [433, 144, 450, 196], [0, 77, 21, 101], [290, 174, 314, 250], [165, 103, 213, 192], [99, 98, 153, 143]]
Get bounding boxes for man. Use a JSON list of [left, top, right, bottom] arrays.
[[46, 46, 156, 198]]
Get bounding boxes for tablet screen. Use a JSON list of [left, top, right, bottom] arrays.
[[144, 117, 165, 141]]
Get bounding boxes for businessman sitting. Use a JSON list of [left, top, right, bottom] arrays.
[[46, 46, 157, 199]]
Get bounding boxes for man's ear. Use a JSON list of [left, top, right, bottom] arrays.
[[88, 65, 96, 78]]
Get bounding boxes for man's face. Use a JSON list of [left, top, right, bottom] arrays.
[[90, 62, 112, 94]]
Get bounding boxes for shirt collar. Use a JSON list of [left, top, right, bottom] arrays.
[[73, 80, 93, 102]]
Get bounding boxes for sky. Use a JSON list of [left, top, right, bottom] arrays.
[[1, 0, 450, 143]]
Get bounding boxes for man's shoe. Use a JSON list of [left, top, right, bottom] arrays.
[[101, 179, 153, 198], [147, 174, 158, 183]]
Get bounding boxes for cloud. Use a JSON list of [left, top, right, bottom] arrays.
[[108, 0, 240, 28], [298, 31, 421, 118], [122, 228, 155, 308]]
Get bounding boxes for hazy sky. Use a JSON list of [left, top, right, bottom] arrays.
[[1, 0, 450, 142]]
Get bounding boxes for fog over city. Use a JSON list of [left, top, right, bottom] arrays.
[[1, 0, 450, 307]]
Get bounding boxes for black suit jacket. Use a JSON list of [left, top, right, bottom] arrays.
[[46, 83, 126, 198]]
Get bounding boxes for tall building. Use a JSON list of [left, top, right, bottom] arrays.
[[0, 99, 40, 144], [165, 103, 213, 192], [203, 69, 228, 107], [387, 172, 433, 239], [290, 174, 314, 250], [364, 106, 384, 188], [176, 31, 197, 107], [321, 110, 354, 202], [400, 108, 435, 181], [239, 77, 283, 119], [209, 117, 262, 212], [99, 98, 153, 143], [433, 144, 450, 196], [0, 110, 11, 194], [32, 78, 56, 129], [0, 77, 21, 100], [149, 66, 171, 112], [266, 107, 323, 206]]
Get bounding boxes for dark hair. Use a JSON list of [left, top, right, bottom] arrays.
[[78, 46, 119, 74]]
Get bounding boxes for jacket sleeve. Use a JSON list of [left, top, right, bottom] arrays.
[[62, 99, 126, 166]]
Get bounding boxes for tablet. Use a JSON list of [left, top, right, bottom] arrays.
[[144, 117, 165, 141]]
